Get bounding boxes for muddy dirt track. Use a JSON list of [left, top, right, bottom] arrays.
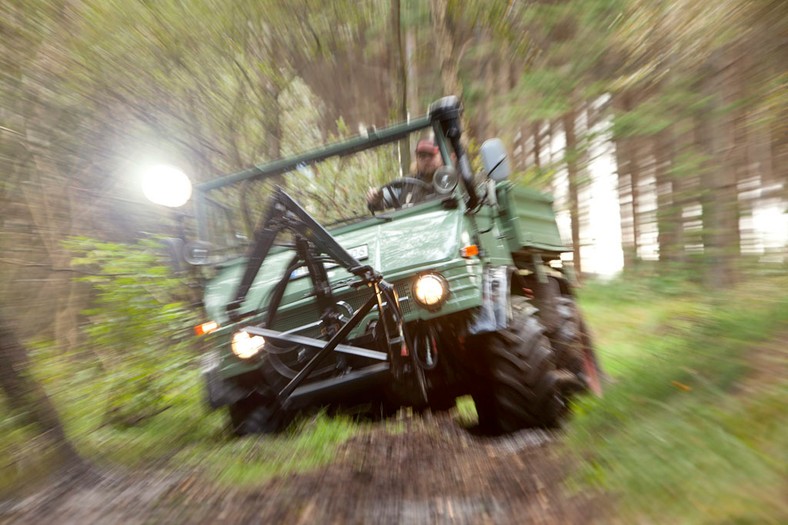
[[0, 414, 603, 524]]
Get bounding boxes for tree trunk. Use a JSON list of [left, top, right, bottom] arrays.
[[628, 137, 642, 268], [429, 0, 462, 99], [563, 109, 582, 277], [477, 42, 494, 140], [613, 93, 639, 272], [655, 129, 681, 265], [700, 49, 742, 288], [0, 313, 83, 467], [428, 0, 479, 144], [391, 0, 410, 176], [406, 29, 419, 117]]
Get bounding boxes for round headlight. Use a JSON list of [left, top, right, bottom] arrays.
[[231, 330, 265, 359], [413, 273, 449, 309]]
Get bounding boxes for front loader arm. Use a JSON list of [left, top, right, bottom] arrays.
[[226, 187, 377, 322], [224, 188, 426, 408]]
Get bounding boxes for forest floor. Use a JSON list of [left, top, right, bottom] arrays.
[[0, 413, 604, 525], [3, 334, 785, 524]]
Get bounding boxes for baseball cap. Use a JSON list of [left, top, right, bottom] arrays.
[[415, 139, 439, 154]]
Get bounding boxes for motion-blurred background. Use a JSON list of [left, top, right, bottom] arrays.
[[1, 1, 785, 523]]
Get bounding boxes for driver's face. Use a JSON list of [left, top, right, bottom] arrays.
[[416, 151, 442, 178]]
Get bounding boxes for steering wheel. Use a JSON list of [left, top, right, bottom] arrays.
[[378, 176, 432, 209]]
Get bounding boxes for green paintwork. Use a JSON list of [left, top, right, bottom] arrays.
[[204, 198, 482, 323], [204, 182, 570, 380], [472, 202, 517, 266], [194, 93, 571, 384], [496, 182, 570, 253], [203, 182, 571, 380]]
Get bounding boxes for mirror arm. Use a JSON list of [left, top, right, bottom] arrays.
[[446, 130, 479, 210], [429, 97, 479, 210]]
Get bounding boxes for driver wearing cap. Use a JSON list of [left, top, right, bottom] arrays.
[[366, 138, 443, 211]]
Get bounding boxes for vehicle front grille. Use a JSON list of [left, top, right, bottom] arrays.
[[336, 279, 412, 316], [395, 280, 412, 315], [270, 278, 412, 336]]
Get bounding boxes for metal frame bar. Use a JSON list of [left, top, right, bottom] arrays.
[[222, 187, 410, 404], [242, 327, 388, 362], [277, 293, 379, 400], [202, 98, 478, 407], [196, 116, 432, 193], [286, 362, 390, 407], [227, 188, 380, 319], [194, 97, 478, 242]]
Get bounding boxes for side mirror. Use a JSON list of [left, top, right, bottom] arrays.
[[183, 240, 213, 265], [480, 138, 511, 181], [433, 166, 459, 194]]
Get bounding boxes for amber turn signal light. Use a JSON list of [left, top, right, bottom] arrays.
[[195, 321, 219, 336], [460, 244, 479, 258]]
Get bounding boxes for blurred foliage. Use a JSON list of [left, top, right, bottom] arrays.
[[2, 0, 785, 343], [1, 339, 395, 490], [63, 236, 199, 428], [571, 275, 788, 523], [0, 2, 785, 521], [287, 147, 400, 224]]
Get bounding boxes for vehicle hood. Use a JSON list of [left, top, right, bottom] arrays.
[[204, 203, 468, 324]]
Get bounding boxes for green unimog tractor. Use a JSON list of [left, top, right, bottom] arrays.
[[186, 96, 601, 435]]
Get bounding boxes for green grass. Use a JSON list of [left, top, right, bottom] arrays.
[[568, 275, 788, 524], [1, 347, 463, 491], [454, 395, 478, 427], [169, 411, 360, 486], [0, 341, 377, 490]]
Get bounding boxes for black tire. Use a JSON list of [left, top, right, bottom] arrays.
[[472, 299, 562, 434], [428, 393, 456, 413], [228, 389, 289, 436], [227, 353, 293, 436]]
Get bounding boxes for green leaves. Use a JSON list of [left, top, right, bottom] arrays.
[[64, 236, 199, 428]]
